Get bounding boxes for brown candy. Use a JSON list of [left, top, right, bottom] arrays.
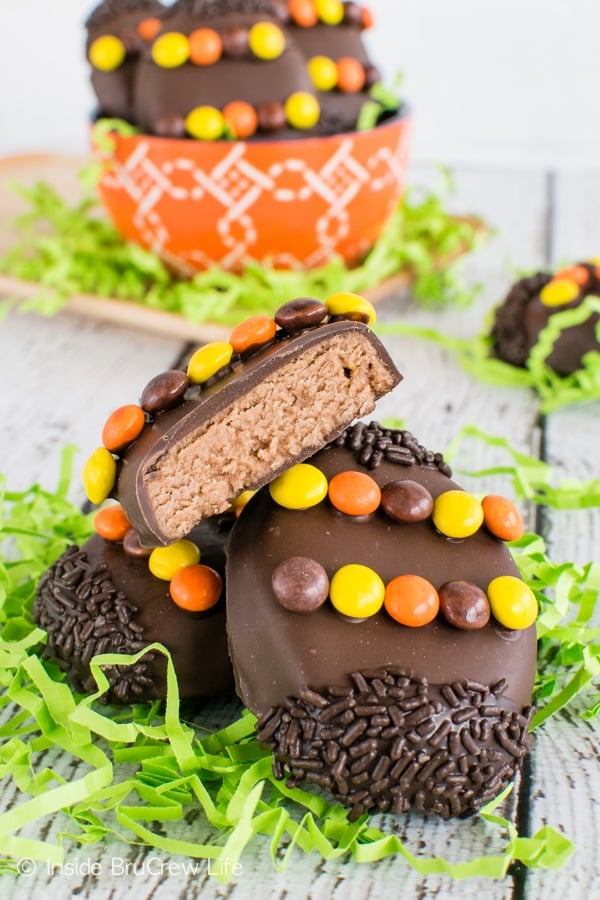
[[140, 370, 190, 414], [343, 1, 364, 26], [269, 0, 291, 23], [363, 63, 381, 89], [439, 581, 491, 631], [221, 25, 249, 58], [122, 527, 152, 558], [153, 113, 186, 139], [257, 100, 287, 132], [381, 480, 434, 523], [275, 297, 328, 334], [272, 557, 330, 614]]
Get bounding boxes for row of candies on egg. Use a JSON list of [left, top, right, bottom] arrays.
[[271, 555, 538, 632], [82, 293, 376, 507], [93, 503, 224, 613], [168, 91, 322, 140], [176, 48, 375, 139], [264, 463, 536, 631], [89, 1, 375, 72], [91, 485, 537, 632], [539, 259, 600, 307], [268, 461, 524, 541]]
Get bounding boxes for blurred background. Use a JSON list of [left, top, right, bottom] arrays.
[[0, 0, 598, 169]]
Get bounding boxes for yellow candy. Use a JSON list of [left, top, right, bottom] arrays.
[[151, 32, 190, 68], [284, 92, 320, 129], [316, 0, 344, 25], [325, 291, 376, 325], [307, 55, 338, 91], [248, 22, 286, 60], [187, 341, 233, 382], [149, 540, 201, 581], [487, 575, 538, 630], [232, 490, 256, 515], [82, 447, 117, 505], [539, 278, 580, 307], [432, 490, 484, 539], [269, 463, 328, 509], [89, 35, 126, 71], [185, 105, 225, 140], [330, 564, 384, 618]]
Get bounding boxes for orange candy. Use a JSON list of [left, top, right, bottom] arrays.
[[189, 27, 223, 65], [229, 315, 277, 353], [289, 0, 318, 27], [361, 6, 375, 29], [384, 574, 440, 627], [102, 404, 145, 452], [223, 100, 259, 139], [336, 57, 366, 93], [137, 17, 162, 42], [553, 264, 589, 286], [169, 564, 223, 612], [481, 495, 524, 542], [94, 504, 131, 541], [328, 470, 381, 516]]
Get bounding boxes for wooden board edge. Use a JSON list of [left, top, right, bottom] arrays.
[[0, 272, 419, 343]]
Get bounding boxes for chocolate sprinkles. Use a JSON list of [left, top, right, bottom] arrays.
[[34, 545, 156, 703], [334, 422, 452, 477], [256, 669, 534, 821]]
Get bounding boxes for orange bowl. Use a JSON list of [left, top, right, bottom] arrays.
[[95, 112, 411, 275]]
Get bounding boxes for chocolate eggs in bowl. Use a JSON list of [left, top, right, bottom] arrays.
[[87, 0, 410, 274]]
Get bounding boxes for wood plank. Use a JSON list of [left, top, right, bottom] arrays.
[[551, 170, 600, 263], [0, 308, 182, 494], [518, 169, 600, 898]]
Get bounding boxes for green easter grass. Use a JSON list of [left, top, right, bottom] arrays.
[[2, 428, 600, 881], [0, 170, 484, 325], [376, 296, 600, 413]]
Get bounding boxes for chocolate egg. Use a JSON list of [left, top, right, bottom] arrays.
[[34, 515, 235, 703], [227, 422, 537, 821], [491, 261, 600, 375], [86, 0, 165, 120]]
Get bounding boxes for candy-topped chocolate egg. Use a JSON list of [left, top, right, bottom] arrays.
[[86, 0, 166, 120], [34, 511, 235, 703], [83, 295, 400, 547], [226, 422, 537, 821], [491, 260, 600, 375]]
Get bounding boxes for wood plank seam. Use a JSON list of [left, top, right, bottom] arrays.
[[512, 168, 556, 900]]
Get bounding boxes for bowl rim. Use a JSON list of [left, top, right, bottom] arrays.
[[92, 103, 411, 154]]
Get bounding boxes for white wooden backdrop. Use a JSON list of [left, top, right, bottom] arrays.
[[0, 161, 598, 898]]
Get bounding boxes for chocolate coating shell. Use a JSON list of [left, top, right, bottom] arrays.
[[227, 441, 537, 714], [34, 516, 234, 703], [226, 427, 537, 819]]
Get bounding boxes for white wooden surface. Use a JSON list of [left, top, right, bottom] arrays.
[[0, 164, 599, 899]]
